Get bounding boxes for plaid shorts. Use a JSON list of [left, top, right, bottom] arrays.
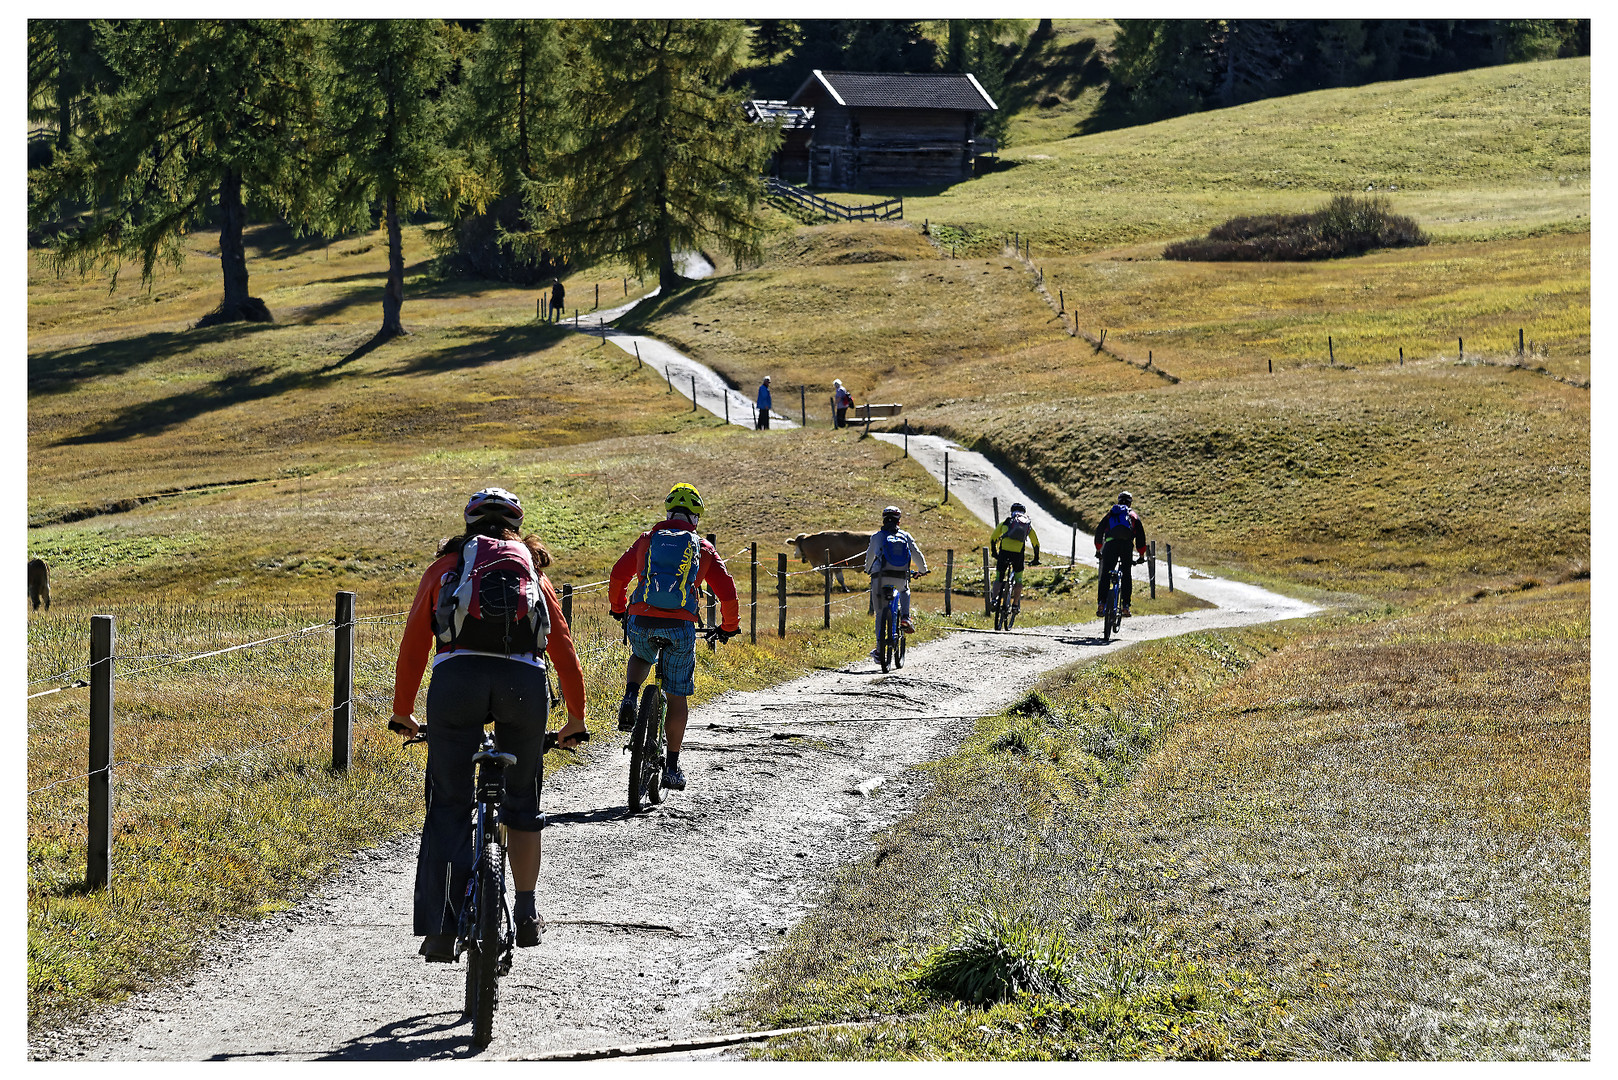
[[626, 617, 697, 697]]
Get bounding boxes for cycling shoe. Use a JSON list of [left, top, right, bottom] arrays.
[[662, 763, 687, 791], [420, 933, 456, 963], [517, 916, 545, 948], [617, 693, 638, 732]]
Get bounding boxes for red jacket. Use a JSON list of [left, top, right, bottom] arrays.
[[392, 550, 586, 720], [609, 519, 740, 631]]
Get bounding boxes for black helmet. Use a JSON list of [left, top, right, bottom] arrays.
[[1117, 491, 1133, 506], [881, 505, 901, 525], [1009, 502, 1026, 514]]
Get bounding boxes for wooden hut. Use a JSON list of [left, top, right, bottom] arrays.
[[785, 70, 998, 189]]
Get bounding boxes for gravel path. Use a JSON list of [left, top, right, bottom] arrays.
[[31, 287, 1318, 1062]]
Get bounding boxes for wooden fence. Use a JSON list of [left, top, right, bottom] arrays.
[[765, 179, 902, 223]]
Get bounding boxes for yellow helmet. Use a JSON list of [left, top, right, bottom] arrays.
[[665, 483, 704, 516]]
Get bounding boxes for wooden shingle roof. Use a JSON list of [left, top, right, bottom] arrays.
[[788, 70, 998, 112]]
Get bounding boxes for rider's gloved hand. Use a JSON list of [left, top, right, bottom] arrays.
[[717, 628, 740, 643], [610, 609, 627, 623]]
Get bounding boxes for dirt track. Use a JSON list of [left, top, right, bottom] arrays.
[[30, 300, 1318, 1062]]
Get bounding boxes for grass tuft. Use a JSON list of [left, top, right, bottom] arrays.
[[913, 909, 1074, 1005]]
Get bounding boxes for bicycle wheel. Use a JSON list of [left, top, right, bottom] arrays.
[[1102, 577, 1116, 644], [642, 686, 666, 807], [1005, 596, 1019, 631], [466, 853, 500, 1048], [878, 603, 892, 674], [627, 683, 660, 814], [896, 620, 907, 668]]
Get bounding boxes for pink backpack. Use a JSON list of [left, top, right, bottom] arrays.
[[433, 536, 551, 654]]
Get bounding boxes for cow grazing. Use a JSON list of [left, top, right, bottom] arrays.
[[28, 559, 50, 611], [786, 530, 873, 592]]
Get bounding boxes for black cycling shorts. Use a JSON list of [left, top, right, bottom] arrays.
[[994, 550, 1026, 577]]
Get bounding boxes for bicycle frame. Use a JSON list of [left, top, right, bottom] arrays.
[[459, 735, 514, 965]]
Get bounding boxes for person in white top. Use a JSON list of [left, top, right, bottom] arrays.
[[863, 505, 928, 659]]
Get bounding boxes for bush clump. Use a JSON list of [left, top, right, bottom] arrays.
[[1163, 195, 1427, 262], [913, 909, 1073, 1004]]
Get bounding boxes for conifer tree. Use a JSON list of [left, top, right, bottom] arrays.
[[440, 19, 566, 281], [534, 19, 777, 291], [28, 19, 319, 324], [318, 19, 464, 339]]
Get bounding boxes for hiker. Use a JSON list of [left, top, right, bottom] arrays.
[[756, 376, 772, 430], [549, 278, 565, 323], [831, 379, 853, 428]]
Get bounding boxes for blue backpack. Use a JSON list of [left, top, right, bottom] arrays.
[[638, 529, 703, 613], [1102, 504, 1135, 542], [879, 530, 912, 571]]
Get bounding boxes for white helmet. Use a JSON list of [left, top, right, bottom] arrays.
[[464, 487, 523, 528]]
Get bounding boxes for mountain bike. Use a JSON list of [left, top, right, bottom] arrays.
[[990, 556, 1036, 631], [392, 722, 517, 1050], [874, 570, 927, 673], [627, 623, 728, 815], [1101, 553, 1147, 644]]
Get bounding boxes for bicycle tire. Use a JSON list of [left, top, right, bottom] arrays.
[[466, 852, 500, 1048], [878, 601, 892, 674], [628, 683, 660, 814], [1005, 601, 1018, 631], [1102, 576, 1116, 644], [896, 622, 907, 668], [642, 683, 666, 807]]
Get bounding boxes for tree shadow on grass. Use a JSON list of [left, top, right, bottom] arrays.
[[28, 322, 282, 398], [50, 320, 573, 444]]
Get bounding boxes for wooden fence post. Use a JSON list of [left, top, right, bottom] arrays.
[[1148, 541, 1157, 599], [1328, 336, 1334, 364], [777, 553, 787, 638], [903, 421, 908, 457], [1519, 328, 1525, 356], [562, 583, 573, 626], [1167, 543, 1174, 592], [943, 453, 950, 504], [800, 386, 807, 427], [1459, 336, 1464, 360], [725, 393, 730, 425], [944, 549, 954, 615], [691, 375, 697, 411], [750, 543, 758, 644], [1070, 525, 1077, 567], [706, 534, 718, 649], [823, 566, 832, 629], [1399, 347, 1404, 366], [666, 366, 673, 393], [332, 591, 355, 772], [594, 282, 599, 309], [993, 497, 999, 525], [634, 341, 642, 368], [982, 547, 991, 616], [87, 614, 114, 890]]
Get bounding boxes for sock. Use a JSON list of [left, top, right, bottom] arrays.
[[666, 751, 680, 771], [515, 891, 536, 923]]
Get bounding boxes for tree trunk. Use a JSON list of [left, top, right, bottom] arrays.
[[196, 170, 271, 327], [380, 192, 406, 338]]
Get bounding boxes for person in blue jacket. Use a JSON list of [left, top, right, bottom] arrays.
[[755, 376, 772, 430]]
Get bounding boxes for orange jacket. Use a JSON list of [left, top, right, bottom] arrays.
[[391, 550, 587, 720], [609, 520, 740, 631]]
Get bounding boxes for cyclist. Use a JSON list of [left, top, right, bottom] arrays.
[[608, 483, 740, 792], [1094, 490, 1148, 618], [864, 505, 928, 660], [989, 501, 1041, 615], [390, 488, 588, 963]]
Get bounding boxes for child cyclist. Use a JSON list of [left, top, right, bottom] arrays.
[[609, 483, 740, 792], [389, 488, 588, 962], [864, 505, 928, 662]]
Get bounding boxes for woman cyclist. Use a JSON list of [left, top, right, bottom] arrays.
[[390, 488, 588, 962]]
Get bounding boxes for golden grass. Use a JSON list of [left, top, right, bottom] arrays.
[[897, 58, 1589, 251], [742, 582, 1588, 1059]]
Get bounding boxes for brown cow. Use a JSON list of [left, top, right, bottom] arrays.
[[28, 559, 50, 611], [786, 530, 873, 592]]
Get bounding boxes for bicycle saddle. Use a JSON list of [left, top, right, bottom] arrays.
[[473, 747, 518, 767]]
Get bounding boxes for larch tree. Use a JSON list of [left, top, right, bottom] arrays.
[[28, 19, 320, 324], [439, 19, 567, 282], [534, 19, 778, 291], [318, 19, 465, 340]]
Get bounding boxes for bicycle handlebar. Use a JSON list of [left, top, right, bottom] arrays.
[[389, 718, 428, 745]]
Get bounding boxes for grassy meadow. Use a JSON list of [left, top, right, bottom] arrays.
[[27, 50, 1587, 1058]]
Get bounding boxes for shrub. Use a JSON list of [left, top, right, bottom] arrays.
[[1163, 195, 1428, 262], [913, 909, 1073, 1004]]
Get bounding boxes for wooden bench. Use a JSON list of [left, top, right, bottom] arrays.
[[851, 403, 903, 421]]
